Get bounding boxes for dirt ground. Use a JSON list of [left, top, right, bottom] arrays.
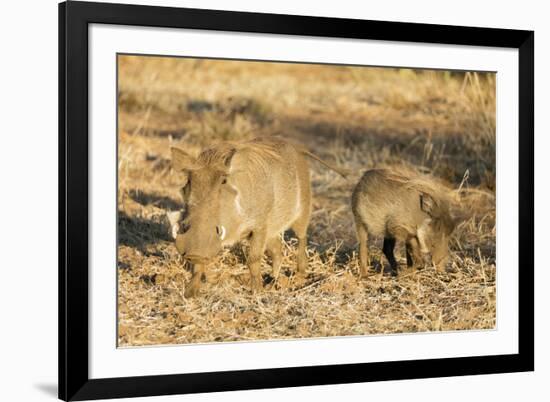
[[117, 55, 496, 346]]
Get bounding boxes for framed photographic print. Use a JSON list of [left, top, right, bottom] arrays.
[[59, 1, 534, 400]]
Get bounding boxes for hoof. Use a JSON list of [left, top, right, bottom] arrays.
[[250, 279, 264, 293], [184, 284, 199, 298], [294, 269, 307, 279], [360, 268, 370, 279], [291, 273, 307, 288]]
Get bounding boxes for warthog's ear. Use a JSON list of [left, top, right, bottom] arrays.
[[420, 193, 439, 217], [223, 148, 237, 168], [171, 147, 199, 171]]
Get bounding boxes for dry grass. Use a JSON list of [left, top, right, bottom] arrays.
[[117, 55, 496, 347]]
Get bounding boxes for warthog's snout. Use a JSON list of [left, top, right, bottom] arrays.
[[181, 254, 210, 265], [174, 232, 219, 262], [168, 210, 220, 262]]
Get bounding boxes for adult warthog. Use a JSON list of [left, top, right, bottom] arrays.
[[168, 136, 348, 297]]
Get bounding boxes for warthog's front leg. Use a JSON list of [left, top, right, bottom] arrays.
[[291, 217, 310, 276], [382, 237, 398, 276], [184, 263, 205, 298], [434, 256, 449, 273], [266, 236, 282, 280], [248, 230, 267, 292], [406, 237, 424, 270]]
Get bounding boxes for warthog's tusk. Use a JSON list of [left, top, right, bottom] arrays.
[[166, 210, 182, 239], [219, 225, 226, 240], [171, 224, 179, 240]]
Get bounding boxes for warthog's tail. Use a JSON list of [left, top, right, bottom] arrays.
[[301, 150, 350, 178]]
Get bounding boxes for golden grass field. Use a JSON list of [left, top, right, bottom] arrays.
[[117, 55, 496, 347]]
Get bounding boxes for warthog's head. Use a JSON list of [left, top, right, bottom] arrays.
[[417, 193, 457, 270], [169, 146, 243, 264]]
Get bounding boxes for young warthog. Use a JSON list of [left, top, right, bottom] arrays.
[[170, 136, 348, 297], [351, 169, 456, 277]]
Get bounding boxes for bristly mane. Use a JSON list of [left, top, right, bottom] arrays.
[[379, 167, 456, 206], [197, 137, 284, 171]]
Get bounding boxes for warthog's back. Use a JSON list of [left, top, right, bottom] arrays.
[[226, 137, 310, 239]]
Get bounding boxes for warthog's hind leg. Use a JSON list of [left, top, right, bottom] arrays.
[[356, 223, 369, 278], [292, 155, 312, 277], [292, 216, 310, 276], [248, 229, 267, 292]]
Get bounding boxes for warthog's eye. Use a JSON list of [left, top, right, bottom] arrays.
[[220, 175, 227, 185], [216, 225, 226, 240]]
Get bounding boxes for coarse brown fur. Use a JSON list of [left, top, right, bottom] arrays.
[[352, 169, 457, 277], [171, 136, 346, 297]]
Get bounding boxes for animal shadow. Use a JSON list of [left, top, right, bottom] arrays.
[[118, 210, 172, 251], [127, 189, 181, 210]]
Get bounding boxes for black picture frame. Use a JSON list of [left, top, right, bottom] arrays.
[[59, 1, 534, 400]]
